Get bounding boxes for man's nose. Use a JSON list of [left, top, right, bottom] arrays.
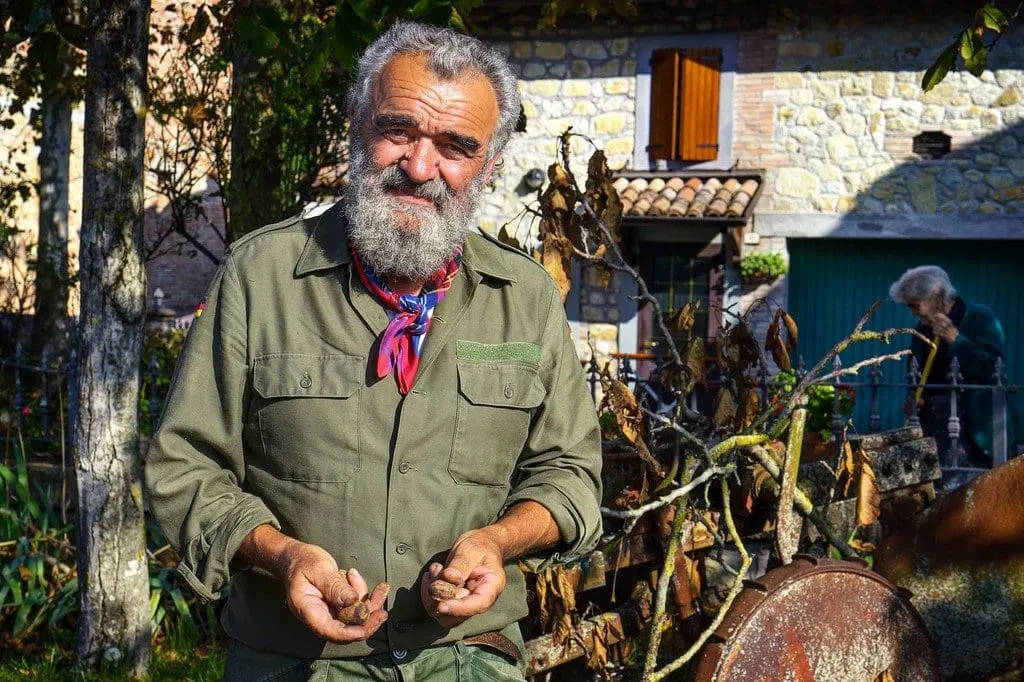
[[400, 138, 440, 184]]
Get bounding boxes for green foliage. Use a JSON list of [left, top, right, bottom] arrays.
[[770, 370, 856, 437], [922, 1, 1017, 91], [739, 252, 787, 282], [538, 0, 637, 29], [139, 328, 189, 436], [0, 642, 226, 681]]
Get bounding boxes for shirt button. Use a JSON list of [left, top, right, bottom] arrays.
[[503, 383, 514, 399], [398, 462, 411, 474], [299, 373, 312, 389], [396, 543, 411, 554], [392, 649, 408, 661]]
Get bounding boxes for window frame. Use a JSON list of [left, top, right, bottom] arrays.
[[633, 33, 738, 172]]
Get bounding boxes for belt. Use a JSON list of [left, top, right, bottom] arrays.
[[463, 630, 523, 663]]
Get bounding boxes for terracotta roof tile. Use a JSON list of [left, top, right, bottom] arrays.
[[616, 172, 763, 220]]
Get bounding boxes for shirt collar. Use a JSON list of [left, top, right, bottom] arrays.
[[294, 200, 517, 284]]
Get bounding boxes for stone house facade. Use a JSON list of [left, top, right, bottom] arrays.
[[469, 0, 1024, 391]]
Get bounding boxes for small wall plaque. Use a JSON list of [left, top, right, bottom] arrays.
[[913, 131, 952, 159]]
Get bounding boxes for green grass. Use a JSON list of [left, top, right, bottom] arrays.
[[0, 644, 225, 681]]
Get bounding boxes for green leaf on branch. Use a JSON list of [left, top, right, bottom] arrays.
[[921, 42, 957, 92], [960, 29, 988, 77], [979, 3, 1009, 32]]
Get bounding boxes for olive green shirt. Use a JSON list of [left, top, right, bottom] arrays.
[[144, 202, 602, 659]]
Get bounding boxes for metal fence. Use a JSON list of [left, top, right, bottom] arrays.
[[585, 351, 1021, 485]]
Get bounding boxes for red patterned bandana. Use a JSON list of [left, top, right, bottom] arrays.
[[350, 244, 463, 394]]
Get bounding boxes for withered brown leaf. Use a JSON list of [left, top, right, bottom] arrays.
[[685, 338, 707, 386], [856, 447, 881, 527], [671, 300, 700, 333], [713, 389, 736, 431], [766, 312, 791, 372], [542, 232, 573, 304], [782, 311, 799, 352], [736, 386, 762, 431]]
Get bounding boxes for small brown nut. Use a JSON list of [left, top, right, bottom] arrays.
[[428, 579, 461, 602], [336, 601, 369, 626]]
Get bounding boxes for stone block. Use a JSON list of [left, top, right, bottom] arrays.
[[603, 137, 633, 155], [512, 41, 532, 59], [568, 39, 608, 59], [948, 118, 981, 131], [562, 80, 591, 98], [571, 60, 591, 78], [981, 109, 1003, 128], [921, 105, 945, 125], [881, 98, 904, 111], [778, 106, 796, 121], [811, 80, 840, 100], [775, 167, 821, 198], [971, 84, 1003, 107], [1007, 159, 1024, 177], [986, 170, 1015, 190], [529, 80, 560, 97], [605, 78, 630, 95], [791, 127, 820, 146], [826, 101, 845, 118], [521, 100, 538, 119], [594, 113, 626, 135], [572, 100, 597, 116], [841, 76, 871, 97], [534, 41, 566, 61], [886, 114, 918, 132], [545, 118, 574, 136], [979, 200, 1004, 214], [548, 64, 568, 78], [827, 135, 859, 160], [593, 59, 622, 77], [975, 152, 1000, 168], [920, 83, 956, 105], [908, 173, 937, 212], [791, 89, 814, 105], [838, 113, 866, 137], [872, 73, 895, 97], [964, 169, 985, 182], [522, 62, 546, 79], [996, 85, 1021, 107], [796, 107, 828, 126], [776, 72, 805, 89], [610, 38, 630, 56]]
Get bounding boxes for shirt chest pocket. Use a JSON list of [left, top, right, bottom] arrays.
[[449, 362, 545, 487], [251, 354, 363, 482]]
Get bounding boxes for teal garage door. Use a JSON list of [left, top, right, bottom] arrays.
[[787, 239, 1024, 433]]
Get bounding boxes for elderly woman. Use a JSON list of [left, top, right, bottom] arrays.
[[890, 265, 1015, 468]]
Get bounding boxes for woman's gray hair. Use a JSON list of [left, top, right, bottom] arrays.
[[348, 22, 521, 161], [889, 265, 957, 305]]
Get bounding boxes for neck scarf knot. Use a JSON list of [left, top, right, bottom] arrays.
[[350, 244, 463, 394]]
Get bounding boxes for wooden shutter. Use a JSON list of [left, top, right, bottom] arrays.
[[678, 47, 722, 161], [648, 49, 681, 162]]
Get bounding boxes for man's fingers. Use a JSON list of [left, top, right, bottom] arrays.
[[365, 581, 391, 612], [437, 573, 501, 617], [293, 594, 362, 643], [318, 570, 359, 607], [440, 564, 468, 587], [346, 567, 369, 600]]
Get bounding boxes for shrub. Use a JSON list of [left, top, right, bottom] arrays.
[[770, 370, 856, 438], [740, 252, 788, 282]]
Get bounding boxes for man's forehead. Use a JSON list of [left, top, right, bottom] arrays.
[[370, 52, 499, 128]]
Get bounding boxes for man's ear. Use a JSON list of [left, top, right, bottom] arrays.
[[483, 155, 500, 184]]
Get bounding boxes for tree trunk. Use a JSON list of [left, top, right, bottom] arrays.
[[75, 0, 152, 675], [31, 69, 73, 357]]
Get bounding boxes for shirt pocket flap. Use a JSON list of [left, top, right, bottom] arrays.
[[457, 362, 545, 409], [252, 354, 363, 399]]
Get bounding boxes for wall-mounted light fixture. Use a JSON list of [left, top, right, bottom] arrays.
[[523, 168, 546, 191]]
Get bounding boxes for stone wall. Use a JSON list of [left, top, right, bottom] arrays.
[[762, 20, 1024, 217]]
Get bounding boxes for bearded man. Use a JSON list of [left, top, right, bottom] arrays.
[[144, 22, 602, 681]]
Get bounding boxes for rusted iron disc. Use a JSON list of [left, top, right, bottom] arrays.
[[874, 456, 1024, 680], [693, 555, 939, 681]]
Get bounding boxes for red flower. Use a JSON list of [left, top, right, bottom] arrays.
[[21, 406, 31, 417]]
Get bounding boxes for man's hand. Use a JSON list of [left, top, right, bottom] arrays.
[[420, 528, 506, 629], [929, 313, 959, 344], [277, 541, 389, 643]]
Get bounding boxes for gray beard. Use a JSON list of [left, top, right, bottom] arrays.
[[345, 143, 484, 280]]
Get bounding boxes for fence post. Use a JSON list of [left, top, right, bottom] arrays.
[[946, 356, 964, 469], [992, 357, 1008, 467], [831, 356, 845, 449], [869, 363, 882, 432], [906, 356, 921, 429], [587, 355, 599, 402]]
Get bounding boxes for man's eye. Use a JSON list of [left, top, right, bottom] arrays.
[[443, 144, 469, 157], [382, 128, 410, 140]]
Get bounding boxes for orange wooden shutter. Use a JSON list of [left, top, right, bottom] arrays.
[[648, 49, 681, 162], [678, 47, 722, 161]]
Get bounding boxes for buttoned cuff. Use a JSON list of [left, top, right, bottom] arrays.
[[176, 496, 281, 602], [503, 479, 600, 571]]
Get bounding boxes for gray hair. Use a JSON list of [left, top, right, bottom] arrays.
[[348, 22, 521, 161], [889, 265, 957, 305]]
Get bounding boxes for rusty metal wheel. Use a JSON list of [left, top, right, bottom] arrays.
[[693, 554, 940, 681]]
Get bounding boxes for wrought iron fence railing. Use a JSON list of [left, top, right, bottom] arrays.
[[585, 351, 1021, 485]]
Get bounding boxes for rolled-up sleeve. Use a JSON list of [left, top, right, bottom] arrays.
[[144, 253, 279, 602], [504, 285, 603, 569]]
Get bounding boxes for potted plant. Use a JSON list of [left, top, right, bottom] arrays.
[[740, 252, 788, 285], [769, 370, 856, 461]]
